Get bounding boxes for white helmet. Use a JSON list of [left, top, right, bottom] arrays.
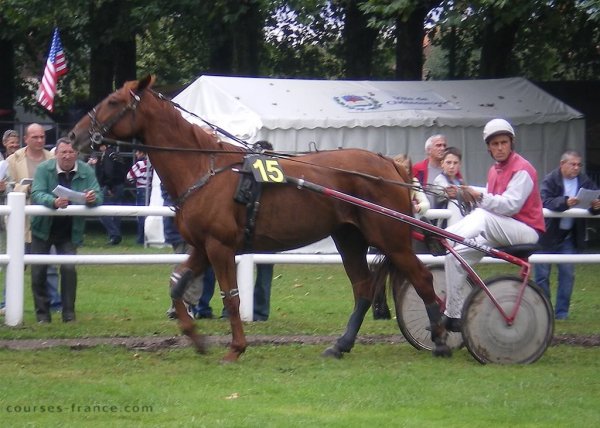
[[483, 118, 514, 143]]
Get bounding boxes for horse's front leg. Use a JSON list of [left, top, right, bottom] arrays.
[[209, 245, 247, 363], [220, 286, 247, 363]]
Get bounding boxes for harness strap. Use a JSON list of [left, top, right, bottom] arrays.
[[243, 182, 263, 251], [172, 160, 242, 210]]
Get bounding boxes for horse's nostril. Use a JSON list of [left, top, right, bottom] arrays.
[[68, 131, 75, 142]]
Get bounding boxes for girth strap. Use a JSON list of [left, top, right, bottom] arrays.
[[233, 157, 265, 251]]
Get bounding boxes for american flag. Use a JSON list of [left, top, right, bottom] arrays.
[[37, 28, 69, 112]]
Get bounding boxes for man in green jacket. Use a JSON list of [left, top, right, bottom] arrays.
[[31, 138, 103, 323]]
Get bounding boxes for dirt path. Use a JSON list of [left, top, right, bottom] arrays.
[[0, 334, 598, 351]]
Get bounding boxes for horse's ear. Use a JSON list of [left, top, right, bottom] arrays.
[[138, 75, 155, 91]]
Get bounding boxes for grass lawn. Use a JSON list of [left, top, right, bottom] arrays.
[[1, 228, 599, 426]]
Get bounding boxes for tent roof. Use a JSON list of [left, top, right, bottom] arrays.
[[173, 76, 583, 137]]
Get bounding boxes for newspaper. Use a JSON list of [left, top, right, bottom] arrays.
[[53, 185, 87, 204], [573, 188, 600, 209]]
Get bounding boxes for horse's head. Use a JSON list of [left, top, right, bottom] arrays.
[[69, 75, 155, 154]]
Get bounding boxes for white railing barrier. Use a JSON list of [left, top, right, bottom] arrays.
[[5, 193, 25, 327], [2, 192, 599, 325]]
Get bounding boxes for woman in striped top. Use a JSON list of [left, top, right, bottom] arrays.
[[126, 150, 152, 244]]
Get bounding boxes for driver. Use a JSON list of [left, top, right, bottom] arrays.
[[442, 118, 545, 332]]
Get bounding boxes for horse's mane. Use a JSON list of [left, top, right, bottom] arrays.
[[143, 84, 247, 155]]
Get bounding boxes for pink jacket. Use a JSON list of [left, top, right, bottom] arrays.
[[487, 152, 545, 234]]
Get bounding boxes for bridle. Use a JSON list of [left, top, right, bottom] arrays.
[[87, 90, 141, 150], [84, 88, 248, 155]]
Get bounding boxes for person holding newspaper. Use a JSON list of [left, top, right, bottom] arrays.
[[30, 138, 102, 323], [535, 150, 600, 320]]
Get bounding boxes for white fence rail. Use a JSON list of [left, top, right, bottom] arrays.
[[2, 192, 600, 326]]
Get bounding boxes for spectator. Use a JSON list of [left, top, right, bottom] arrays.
[[432, 147, 465, 228], [442, 118, 544, 332], [162, 185, 216, 320], [393, 153, 430, 218], [2, 129, 20, 158], [0, 129, 21, 315], [412, 134, 448, 206], [535, 150, 600, 320], [93, 142, 128, 245], [220, 263, 275, 322], [6, 123, 61, 312], [252, 264, 274, 321], [126, 149, 152, 245], [30, 138, 102, 323]]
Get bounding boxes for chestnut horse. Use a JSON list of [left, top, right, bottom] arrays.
[[69, 75, 451, 362]]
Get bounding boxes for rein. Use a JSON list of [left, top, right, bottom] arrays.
[[98, 136, 244, 155], [145, 91, 453, 200], [87, 87, 472, 215], [151, 89, 251, 148]]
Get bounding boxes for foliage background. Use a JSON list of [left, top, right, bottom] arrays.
[[1, 0, 599, 121]]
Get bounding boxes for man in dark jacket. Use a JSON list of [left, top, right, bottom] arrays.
[[535, 150, 600, 320], [31, 138, 103, 322], [93, 143, 128, 245]]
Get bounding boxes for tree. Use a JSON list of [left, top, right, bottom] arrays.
[[264, 2, 345, 78], [2, 0, 599, 126], [361, 0, 442, 80], [337, 0, 380, 79], [393, 2, 436, 79], [0, 33, 16, 124], [432, 0, 600, 80], [88, 1, 139, 104]]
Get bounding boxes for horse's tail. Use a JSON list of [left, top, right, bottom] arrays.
[[370, 254, 406, 320], [388, 156, 413, 213], [389, 156, 410, 183]]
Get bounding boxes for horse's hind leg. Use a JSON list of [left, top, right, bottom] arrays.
[[322, 228, 372, 359], [392, 252, 451, 357]]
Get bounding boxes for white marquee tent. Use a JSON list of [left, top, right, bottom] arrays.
[[146, 76, 584, 248], [172, 75, 584, 185]]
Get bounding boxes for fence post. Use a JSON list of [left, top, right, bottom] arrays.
[[5, 192, 26, 326], [236, 254, 254, 322]]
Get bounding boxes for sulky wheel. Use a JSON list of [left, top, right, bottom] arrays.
[[395, 265, 469, 351], [461, 276, 554, 364]]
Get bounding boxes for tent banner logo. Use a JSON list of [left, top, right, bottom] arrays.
[[333, 90, 459, 112], [333, 95, 382, 111]]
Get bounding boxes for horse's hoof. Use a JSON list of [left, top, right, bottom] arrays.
[[220, 352, 240, 364], [432, 344, 452, 358], [193, 339, 208, 355], [322, 346, 343, 359]]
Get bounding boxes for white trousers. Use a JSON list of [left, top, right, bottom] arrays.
[[443, 208, 539, 318]]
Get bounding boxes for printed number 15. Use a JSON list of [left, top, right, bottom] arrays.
[[252, 159, 284, 183]]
